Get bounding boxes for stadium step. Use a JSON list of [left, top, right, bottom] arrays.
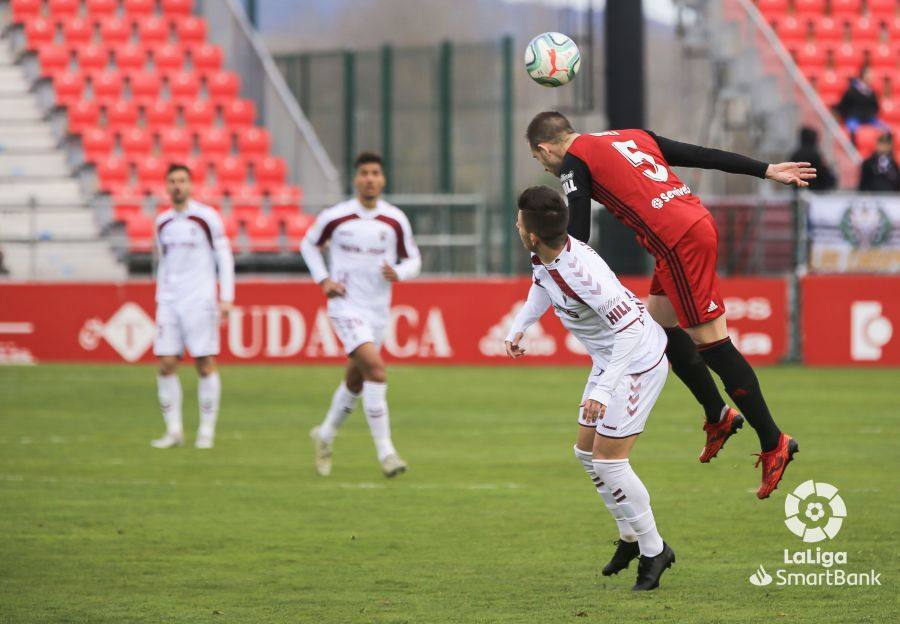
[[0, 153, 69, 178], [0, 95, 44, 122], [1, 240, 127, 280], [0, 209, 99, 240]]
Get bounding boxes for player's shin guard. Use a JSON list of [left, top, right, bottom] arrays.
[[664, 327, 727, 424], [592, 458, 664, 558], [157, 374, 183, 435], [197, 372, 220, 438], [319, 382, 360, 443], [574, 446, 636, 542], [698, 337, 781, 452], [362, 381, 396, 461]]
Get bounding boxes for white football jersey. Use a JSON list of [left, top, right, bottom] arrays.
[[154, 200, 235, 306], [300, 198, 421, 316], [508, 236, 666, 374]]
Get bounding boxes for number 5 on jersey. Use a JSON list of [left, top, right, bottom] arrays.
[[611, 140, 669, 183]]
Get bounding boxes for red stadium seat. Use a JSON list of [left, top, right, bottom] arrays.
[[91, 70, 124, 104], [829, 0, 862, 17], [867, 0, 897, 16], [152, 43, 185, 72], [206, 70, 241, 102], [245, 215, 281, 252], [144, 100, 178, 130], [162, 0, 194, 16], [193, 184, 224, 209], [215, 156, 246, 189], [812, 16, 846, 42], [773, 15, 809, 42], [38, 45, 71, 78], [53, 70, 85, 106], [237, 128, 270, 156], [220, 214, 240, 242], [223, 99, 256, 128], [120, 127, 154, 156], [756, 0, 788, 14], [124, 0, 156, 18], [198, 127, 232, 156], [96, 155, 131, 192], [182, 100, 217, 128], [188, 42, 223, 72], [159, 127, 194, 158], [176, 16, 207, 44], [229, 186, 263, 223], [105, 100, 140, 131], [113, 198, 145, 223], [283, 213, 314, 247], [273, 201, 301, 223], [63, 17, 94, 47], [77, 45, 109, 72], [854, 125, 884, 158], [100, 17, 133, 45], [138, 17, 171, 44], [830, 43, 864, 69], [793, 0, 826, 16], [253, 155, 286, 189], [166, 70, 201, 103], [867, 43, 895, 68], [87, 0, 119, 19], [24, 18, 56, 51], [67, 100, 100, 134], [183, 156, 209, 184], [850, 15, 881, 40], [792, 43, 827, 67], [125, 212, 155, 252], [269, 185, 303, 214], [113, 42, 147, 71], [11, 0, 42, 24], [887, 15, 900, 39], [127, 69, 162, 104], [82, 127, 115, 161], [817, 68, 851, 96], [49, 0, 81, 20], [136, 157, 170, 192], [881, 98, 900, 125]]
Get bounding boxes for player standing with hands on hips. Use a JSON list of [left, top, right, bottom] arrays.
[[152, 164, 234, 450], [506, 186, 674, 591], [303, 152, 421, 478], [526, 112, 813, 498]]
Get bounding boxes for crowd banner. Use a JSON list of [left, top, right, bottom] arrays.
[[801, 275, 900, 366], [0, 278, 787, 365], [807, 193, 900, 273]]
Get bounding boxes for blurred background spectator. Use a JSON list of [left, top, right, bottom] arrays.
[[858, 133, 900, 193], [837, 67, 890, 139], [789, 127, 837, 192]]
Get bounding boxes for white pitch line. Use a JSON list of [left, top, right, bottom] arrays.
[[0, 322, 34, 334]]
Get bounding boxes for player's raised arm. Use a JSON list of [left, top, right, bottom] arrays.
[[504, 279, 552, 358], [649, 132, 817, 188]]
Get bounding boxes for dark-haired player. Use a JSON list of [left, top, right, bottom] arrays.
[[303, 152, 421, 478], [525, 112, 814, 499], [506, 186, 674, 591], [152, 164, 235, 450]]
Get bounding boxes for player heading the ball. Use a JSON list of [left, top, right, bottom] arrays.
[[151, 164, 235, 450], [302, 152, 421, 478], [506, 186, 675, 591]]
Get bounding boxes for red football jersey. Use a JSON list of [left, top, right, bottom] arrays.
[[563, 130, 711, 255]]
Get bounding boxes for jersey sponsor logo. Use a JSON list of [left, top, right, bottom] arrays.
[[604, 301, 632, 325], [650, 184, 692, 209], [560, 170, 577, 195]]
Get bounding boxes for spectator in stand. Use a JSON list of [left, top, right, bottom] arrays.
[[837, 68, 890, 139], [858, 133, 900, 193], [789, 127, 837, 191]]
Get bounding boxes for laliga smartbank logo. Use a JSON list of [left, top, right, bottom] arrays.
[[748, 480, 881, 588]]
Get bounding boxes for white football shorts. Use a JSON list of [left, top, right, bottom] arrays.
[[153, 302, 220, 358], [578, 354, 668, 438], [329, 312, 387, 356]]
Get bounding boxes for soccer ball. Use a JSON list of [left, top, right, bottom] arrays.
[[524, 32, 581, 87]]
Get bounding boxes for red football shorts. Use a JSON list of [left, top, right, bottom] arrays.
[[649, 214, 725, 328]]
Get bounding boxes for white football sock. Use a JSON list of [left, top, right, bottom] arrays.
[[593, 458, 664, 557], [574, 446, 636, 542], [157, 374, 183, 435], [362, 381, 396, 461], [319, 382, 360, 443], [197, 372, 221, 438]]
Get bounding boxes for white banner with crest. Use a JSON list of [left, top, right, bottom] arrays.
[[808, 193, 900, 273]]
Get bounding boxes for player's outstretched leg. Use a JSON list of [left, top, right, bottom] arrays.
[[697, 336, 798, 498], [310, 364, 362, 476], [353, 343, 406, 477], [573, 445, 639, 575], [153, 357, 184, 448], [195, 357, 220, 449]]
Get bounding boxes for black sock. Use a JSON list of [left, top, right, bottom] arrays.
[[664, 327, 726, 424], [698, 337, 781, 452]]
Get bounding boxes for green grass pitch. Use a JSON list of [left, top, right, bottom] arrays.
[[1, 364, 897, 623]]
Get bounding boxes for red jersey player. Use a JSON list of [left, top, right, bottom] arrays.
[[526, 112, 816, 499]]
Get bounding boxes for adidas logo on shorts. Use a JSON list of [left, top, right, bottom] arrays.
[[707, 301, 718, 313]]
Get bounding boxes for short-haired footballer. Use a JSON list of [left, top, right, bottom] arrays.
[[302, 152, 421, 478], [152, 164, 235, 450], [506, 186, 674, 591], [526, 112, 815, 499]]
